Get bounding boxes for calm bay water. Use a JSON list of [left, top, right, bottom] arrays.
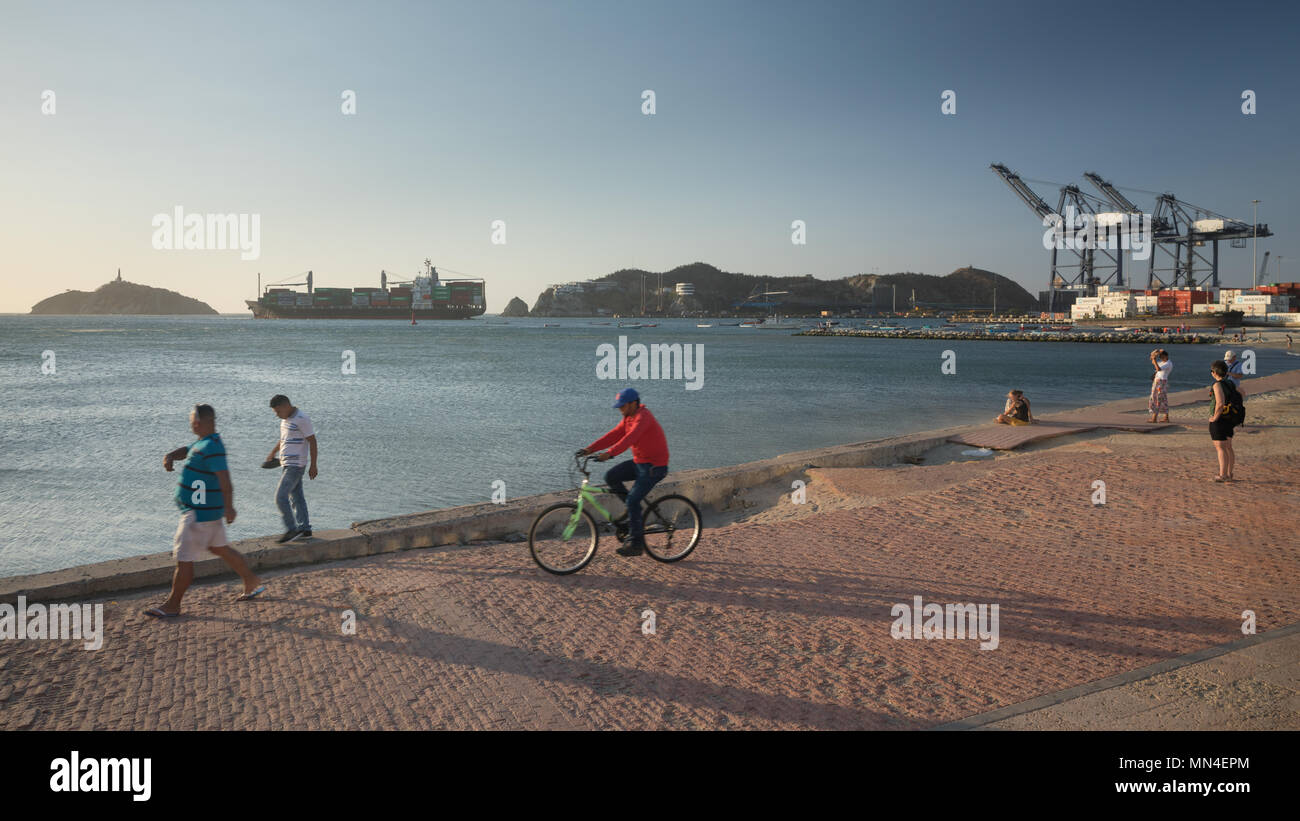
[[1, 314, 1292, 576]]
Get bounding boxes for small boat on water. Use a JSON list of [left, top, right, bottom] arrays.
[[747, 316, 801, 330], [642, 323, 659, 328], [697, 323, 715, 328], [543, 323, 560, 327], [618, 322, 643, 328], [588, 321, 611, 326], [718, 321, 742, 326]]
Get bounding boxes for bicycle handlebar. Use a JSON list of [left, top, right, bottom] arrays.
[[573, 451, 594, 477]]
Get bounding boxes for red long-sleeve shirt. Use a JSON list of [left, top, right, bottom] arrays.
[[588, 406, 669, 467]]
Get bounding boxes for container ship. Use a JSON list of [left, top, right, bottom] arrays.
[[1074, 312, 1242, 328], [247, 261, 485, 320], [1068, 286, 1279, 328]]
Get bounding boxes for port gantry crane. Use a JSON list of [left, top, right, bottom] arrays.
[[990, 163, 1123, 313], [1084, 172, 1274, 291], [994, 164, 1275, 310]]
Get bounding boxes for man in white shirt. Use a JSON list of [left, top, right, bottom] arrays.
[[267, 395, 318, 542]]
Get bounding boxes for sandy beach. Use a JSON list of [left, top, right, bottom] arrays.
[[1, 382, 1297, 730]]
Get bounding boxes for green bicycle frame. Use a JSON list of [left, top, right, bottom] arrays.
[[562, 478, 614, 540]]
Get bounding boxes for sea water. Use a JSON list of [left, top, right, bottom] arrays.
[[1, 314, 1290, 576]]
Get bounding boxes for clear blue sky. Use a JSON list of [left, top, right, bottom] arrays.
[[2, 0, 1296, 312]]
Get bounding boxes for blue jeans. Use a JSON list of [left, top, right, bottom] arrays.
[[276, 465, 311, 531], [605, 460, 667, 540]]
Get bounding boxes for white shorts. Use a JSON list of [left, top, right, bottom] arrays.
[[173, 510, 229, 562]]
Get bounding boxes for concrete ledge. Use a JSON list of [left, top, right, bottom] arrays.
[[352, 428, 957, 553], [0, 529, 372, 606], [0, 428, 963, 606]]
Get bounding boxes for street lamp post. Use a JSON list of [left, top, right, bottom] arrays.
[[1252, 200, 1260, 288]]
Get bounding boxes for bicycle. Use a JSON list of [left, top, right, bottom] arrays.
[[528, 453, 702, 575]]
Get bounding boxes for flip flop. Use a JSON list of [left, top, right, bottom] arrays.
[[235, 584, 267, 602], [143, 606, 179, 618], [1212, 476, 1227, 483]]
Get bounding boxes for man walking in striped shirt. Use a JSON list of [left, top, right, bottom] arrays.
[[146, 404, 264, 617]]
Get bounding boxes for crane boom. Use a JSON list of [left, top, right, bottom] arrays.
[[1083, 172, 1140, 213], [990, 163, 1055, 220]]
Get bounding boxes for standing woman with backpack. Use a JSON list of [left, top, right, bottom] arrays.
[[1208, 360, 1244, 482]]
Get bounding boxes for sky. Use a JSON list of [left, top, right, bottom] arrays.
[[1, 0, 1297, 313]]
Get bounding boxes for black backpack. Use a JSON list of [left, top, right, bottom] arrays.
[[1217, 379, 1245, 426]]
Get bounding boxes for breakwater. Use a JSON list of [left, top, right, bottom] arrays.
[[797, 328, 1217, 344]]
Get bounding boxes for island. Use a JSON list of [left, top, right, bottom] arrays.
[[30, 272, 218, 315], [500, 296, 530, 317], [528, 262, 1037, 317]]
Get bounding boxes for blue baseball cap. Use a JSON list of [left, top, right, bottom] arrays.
[[613, 387, 640, 408]]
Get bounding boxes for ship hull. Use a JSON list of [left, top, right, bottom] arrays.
[[247, 301, 484, 320], [1074, 311, 1243, 328]]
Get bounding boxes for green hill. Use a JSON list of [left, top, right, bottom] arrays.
[[530, 263, 1035, 316], [31, 277, 218, 315]]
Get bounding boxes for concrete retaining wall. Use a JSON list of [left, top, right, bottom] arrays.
[[0, 428, 956, 606]]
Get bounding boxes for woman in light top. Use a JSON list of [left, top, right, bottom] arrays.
[[995, 390, 1033, 426], [1147, 348, 1172, 423]]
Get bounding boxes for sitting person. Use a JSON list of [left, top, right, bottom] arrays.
[[994, 390, 1034, 426]]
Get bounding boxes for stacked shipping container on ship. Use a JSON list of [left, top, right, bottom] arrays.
[[246, 263, 485, 319], [1156, 288, 1212, 315]]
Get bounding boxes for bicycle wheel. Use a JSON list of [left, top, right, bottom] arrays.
[[529, 503, 599, 575], [642, 494, 702, 563]]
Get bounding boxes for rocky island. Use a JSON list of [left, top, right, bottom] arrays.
[[30, 273, 218, 315], [527, 262, 1036, 317], [500, 296, 530, 317]]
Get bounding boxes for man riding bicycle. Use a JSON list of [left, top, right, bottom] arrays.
[[577, 387, 669, 556]]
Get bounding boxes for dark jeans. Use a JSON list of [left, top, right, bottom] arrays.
[[605, 460, 668, 540]]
